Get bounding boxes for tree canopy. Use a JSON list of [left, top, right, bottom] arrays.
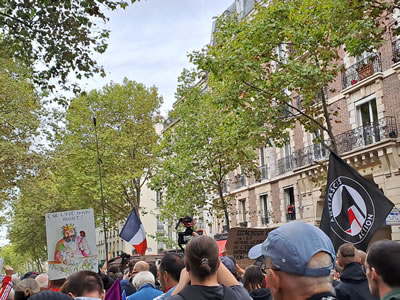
[[56, 79, 162, 225], [0, 0, 136, 96], [151, 70, 262, 230], [190, 0, 395, 152], [0, 57, 41, 207]]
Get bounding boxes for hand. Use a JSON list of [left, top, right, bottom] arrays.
[[172, 268, 191, 295], [235, 264, 245, 277], [4, 266, 13, 276], [192, 228, 206, 237]]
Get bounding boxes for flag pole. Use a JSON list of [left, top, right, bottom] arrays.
[[93, 116, 109, 264]]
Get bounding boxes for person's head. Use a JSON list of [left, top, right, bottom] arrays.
[[131, 271, 155, 289], [98, 273, 114, 291], [49, 278, 66, 291], [62, 225, 76, 242], [243, 265, 266, 291], [248, 221, 336, 300], [61, 271, 104, 299], [357, 249, 367, 265], [14, 278, 40, 300], [337, 243, 358, 268], [366, 240, 400, 299], [35, 274, 49, 291], [184, 235, 220, 282], [132, 261, 149, 277], [158, 253, 184, 292], [148, 263, 159, 285], [29, 290, 73, 300]]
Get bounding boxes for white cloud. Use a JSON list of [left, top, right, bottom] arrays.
[[83, 0, 233, 115]]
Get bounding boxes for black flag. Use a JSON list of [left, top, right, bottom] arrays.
[[320, 152, 394, 251]]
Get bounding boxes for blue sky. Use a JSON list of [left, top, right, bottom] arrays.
[[84, 0, 234, 115]]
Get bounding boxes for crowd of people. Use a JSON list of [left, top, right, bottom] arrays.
[[0, 221, 399, 300]]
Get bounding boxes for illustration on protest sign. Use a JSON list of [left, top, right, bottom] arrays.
[[225, 227, 275, 268], [46, 208, 97, 280]]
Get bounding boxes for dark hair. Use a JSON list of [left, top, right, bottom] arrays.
[[338, 243, 357, 266], [49, 278, 66, 289], [159, 253, 184, 282], [61, 271, 103, 297], [243, 265, 266, 291], [149, 262, 159, 285], [99, 273, 114, 291], [367, 240, 400, 287], [185, 236, 219, 280]]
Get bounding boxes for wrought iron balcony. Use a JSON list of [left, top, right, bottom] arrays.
[[259, 165, 268, 181], [278, 116, 397, 174], [342, 53, 382, 89], [335, 116, 398, 153], [235, 174, 247, 189], [278, 154, 294, 174], [393, 39, 400, 63]]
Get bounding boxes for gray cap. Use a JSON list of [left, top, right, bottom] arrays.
[[248, 221, 335, 277]]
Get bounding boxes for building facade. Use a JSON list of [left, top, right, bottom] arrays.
[[211, 0, 400, 245]]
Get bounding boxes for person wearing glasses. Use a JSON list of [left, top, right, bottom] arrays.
[[248, 221, 337, 300]]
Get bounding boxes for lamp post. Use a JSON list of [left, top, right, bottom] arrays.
[[93, 117, 108, 262]]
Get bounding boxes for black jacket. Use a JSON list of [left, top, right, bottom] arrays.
[[335, 262, 378, 300], [249, 288, 272, 300]]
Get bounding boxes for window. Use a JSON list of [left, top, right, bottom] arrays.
[[284, 142, 292, 169], [312, 131, 327, 161], [284, 187, 296, 221], [259, 147, 267, 180], [260, 194, 269, 225], [357, 97, 380, 145], [157, 215, 164, 231], [358, 98, 377, 125], [239, 199, 247, 223], [259, 147, 265, 166], [156, 191, 163, 207]]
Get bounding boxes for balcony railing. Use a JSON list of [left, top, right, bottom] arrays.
[[259, 165, 268, 181], [235, 174, 246, 189], [393, 39, 400, 63], [278, 116, 397, 175], [342, 53, 382, 89], [278, 154, 294, 175]]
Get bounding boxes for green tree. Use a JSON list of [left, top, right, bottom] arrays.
[[0, 0, 136, 95], [0, 57, 41, 207], [0, 244, 30, 274], [151, 70, 262, 230], [56, 79, 162, 225], [190, 0, 394, 153], [8, 158, 64, 272]]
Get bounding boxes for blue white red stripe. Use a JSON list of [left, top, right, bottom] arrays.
[[120, 209, 147, 255]]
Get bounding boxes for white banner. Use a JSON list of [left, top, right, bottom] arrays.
[[45, 209, 97, 280]]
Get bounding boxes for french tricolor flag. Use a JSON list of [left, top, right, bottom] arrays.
[[120, 209, 147, 255]]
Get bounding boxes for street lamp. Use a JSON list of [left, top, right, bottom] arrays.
[[93, 117, 108, 261]]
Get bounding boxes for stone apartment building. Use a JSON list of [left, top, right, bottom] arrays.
[[211, 0, 400, 244]]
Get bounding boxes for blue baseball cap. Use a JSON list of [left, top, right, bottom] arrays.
[[248, 221, 335, 277]]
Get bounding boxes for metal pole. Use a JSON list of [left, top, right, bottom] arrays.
[[93, 117, 109, 263]]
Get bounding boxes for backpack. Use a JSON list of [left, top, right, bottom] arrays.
[[177, 285, 239, 300]]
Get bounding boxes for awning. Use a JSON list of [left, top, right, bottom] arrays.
[[216, 240, 227, 256]]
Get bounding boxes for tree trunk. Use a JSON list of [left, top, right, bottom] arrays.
[[218, 184, 230, 231], [320, 88, 339, 154]]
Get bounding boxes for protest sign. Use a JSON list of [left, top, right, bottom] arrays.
[[46, 208, 97, 280], [225, 227, 275, 268]]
